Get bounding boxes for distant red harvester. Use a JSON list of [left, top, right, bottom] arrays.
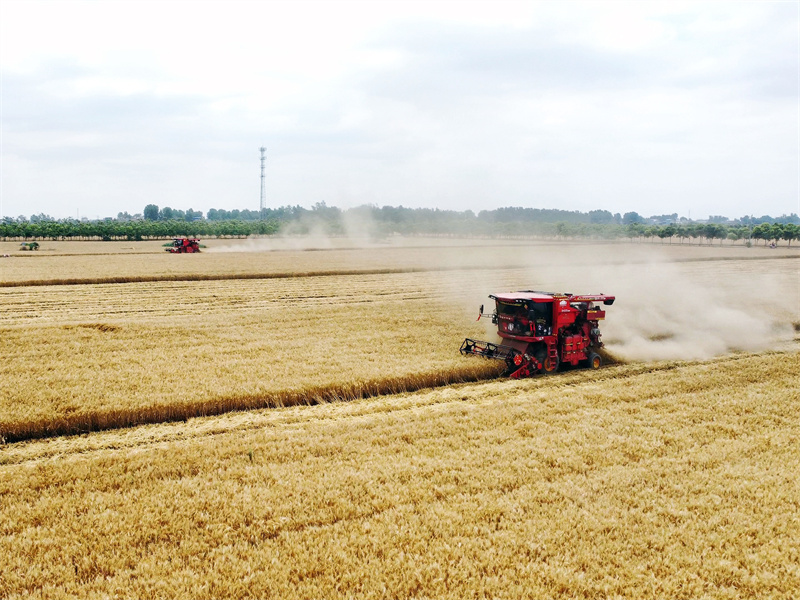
[[166, 238, 201, 253], [460, 291, 615, 378]]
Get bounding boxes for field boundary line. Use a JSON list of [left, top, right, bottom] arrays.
[[0, 268, 435, 288], [2, 254, 797, 288]]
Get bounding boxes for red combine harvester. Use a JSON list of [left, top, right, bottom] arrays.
[[166, 238, 201, 253], [460, 291, 615, 378]]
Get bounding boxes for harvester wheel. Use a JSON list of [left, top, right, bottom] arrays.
[[535, 348, 558, 374], [587, 352, 602, 370], [542, 355, 559, 374]]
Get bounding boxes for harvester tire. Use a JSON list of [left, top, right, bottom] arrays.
[[542, 355, 559, 374], [587, 352, 602, 370], [535, 348, 558, 374]]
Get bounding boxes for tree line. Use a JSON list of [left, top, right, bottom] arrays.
[[134, 203, 799, 227], [0, 218, 279, 241], [2, 204, 799, 245]]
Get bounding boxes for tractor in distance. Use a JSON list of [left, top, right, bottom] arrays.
[[460, 290, 615, 378], [19, 242, 39, 251], [166, 238, 201, 253]]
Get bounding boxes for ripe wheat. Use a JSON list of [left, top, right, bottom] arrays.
[[0, 351, 797, 599]]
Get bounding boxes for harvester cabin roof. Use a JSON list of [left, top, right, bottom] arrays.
[[490, 292, 560, 304], [490, 292, 615, 305]]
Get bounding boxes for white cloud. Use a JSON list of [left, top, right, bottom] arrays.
[[1, 0, 797, 220]]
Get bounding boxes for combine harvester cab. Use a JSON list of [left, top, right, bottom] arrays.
[[166, 238, 201, 253], [461, 291, 615, 378]]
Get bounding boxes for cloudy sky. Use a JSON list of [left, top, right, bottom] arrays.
[[1, 0, 798, 220]]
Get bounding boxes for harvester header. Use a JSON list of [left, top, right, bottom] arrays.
[[462, 290, 615, 378]]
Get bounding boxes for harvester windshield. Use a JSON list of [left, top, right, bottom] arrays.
[[526, 301, 551, 323], [496, 301, 524, 316]]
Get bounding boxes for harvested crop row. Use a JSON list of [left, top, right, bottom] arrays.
[[0, 270, 514, 441], [4, 257, 797, 327], [2, 256, 798, 441], [0, 360, 504, 443], [0, 241, 549, 283], [2, 253, 793, 289], [1, 351, 797, 599], [0, 267, 440, 288], [2, 239, 790, 284], [0, 268, 522, 326]]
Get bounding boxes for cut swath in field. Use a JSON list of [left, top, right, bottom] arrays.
[[1, 247, 797, 442], [0, 273, 507, 442], [0, 357, 503, 442], [2, 238, 793, 285]]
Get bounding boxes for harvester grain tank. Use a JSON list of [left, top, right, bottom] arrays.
[[460, 291, 615, 378]]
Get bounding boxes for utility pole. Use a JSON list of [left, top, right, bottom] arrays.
[[259, 147, 267, 218]]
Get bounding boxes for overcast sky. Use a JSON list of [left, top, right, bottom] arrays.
[[1, 0, 798, 220]]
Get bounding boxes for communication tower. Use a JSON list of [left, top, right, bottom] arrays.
[[259, 146, 267, 217]]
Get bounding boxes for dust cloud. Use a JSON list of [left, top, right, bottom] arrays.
[[210, 227, 796, 363], [578, 257, 795, 362], [207, 211, 387, 253], [439, 242, 796, 363]]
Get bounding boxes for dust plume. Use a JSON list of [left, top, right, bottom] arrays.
[[440, 242, 797, 363], [207, 210, 388, 253], [580, 258, 795, 362]]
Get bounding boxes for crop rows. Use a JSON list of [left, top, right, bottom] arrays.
[[0, 270, 514, 442], [1, 351, 797, 598], [1, 239, 798, 599], [2, 238, 789, 284], [3, 249, 798, 442]]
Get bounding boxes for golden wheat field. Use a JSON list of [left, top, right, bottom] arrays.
[[1, 352, 798, 599], [1, 238, 799, 598], [1, 237, 796, 285]]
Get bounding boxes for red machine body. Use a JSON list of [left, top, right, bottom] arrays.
[[166, 238, 201, 253], [460, 291, 615, 378]]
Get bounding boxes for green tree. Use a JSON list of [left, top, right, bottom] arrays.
[[657, 225, 676, 244], [751, 223, 771, 245], [143, 204, 159, 221], [684, 224, 701, 245], [622, 211, 644, 225], [769, 223, 784, 246], [703, 223, 726, 245], [781, 223, 798, 247], [625, 223, 645, 241], [726, 228, 745, 245]]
